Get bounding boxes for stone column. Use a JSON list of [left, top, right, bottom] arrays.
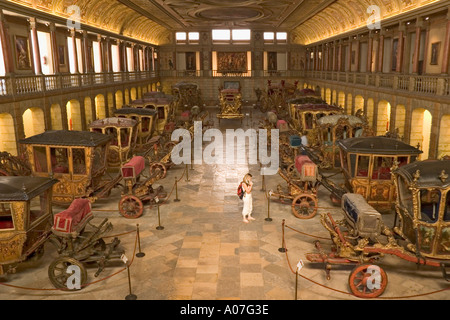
[[396, 23, 405, 73], [347, 37, 352, 72], [367, 32, 373, 73], [0, 10, 14, 74], [412, 18, 423, 74], [97, 34, 104, 73], [441, 10, 450, 74], [377, 30, 384, 73], [49, 22, 59, 74], [354, 36, 360, 72], [71, 28, 79, 73], [337, 40, 343, 71], [29, 18, 42, 75]]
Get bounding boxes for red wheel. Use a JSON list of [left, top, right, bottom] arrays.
[[348, 264, 388, 298], [292, 193, 318, 219], [118, 195, 144, 219], [149, 162, 167, 179]]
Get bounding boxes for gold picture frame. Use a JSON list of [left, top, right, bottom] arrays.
[[430, 42, 440, 65], [14, 35, 32, 70]]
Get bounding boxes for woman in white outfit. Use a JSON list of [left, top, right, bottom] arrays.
[[242, 173, 254, 223]]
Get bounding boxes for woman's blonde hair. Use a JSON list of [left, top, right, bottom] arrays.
[[243, 173, 252, 184]]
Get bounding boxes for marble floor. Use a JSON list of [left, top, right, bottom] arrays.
[[0, 106, 449, 301]]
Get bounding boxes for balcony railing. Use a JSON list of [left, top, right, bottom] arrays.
[[0, 71, 158, 98], [158, 69, 306, 78], [305, 71, 450, 97]]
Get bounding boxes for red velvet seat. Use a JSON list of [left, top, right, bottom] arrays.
[[53, 198, 92, 234], [121, 156, 145, 178]]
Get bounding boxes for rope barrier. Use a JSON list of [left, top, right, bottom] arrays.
[[281, 221, 450, 300], [0, 228, 138, 293]]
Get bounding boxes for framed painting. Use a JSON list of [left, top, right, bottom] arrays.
[[268, 52, 277, 71], [58, 45, 66, 67], [185, 52, 196, 71], [430, 42, 440, 65], [14, 35, 32, 70], [217, 52, 247, 73], [391, 39, 398, 71]]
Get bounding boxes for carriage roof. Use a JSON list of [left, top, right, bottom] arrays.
[[317, 114, 365, 127], [89, 117, 138, 129], [292, 103, 342, 112], [114, 108, 158, 116], [19, 130, 111, 147], [337, 137, 423, 155], [393, 160, 450, 189], [0, 176, 58, 201]]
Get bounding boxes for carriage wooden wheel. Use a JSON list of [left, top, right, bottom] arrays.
[[149, 162, 167, 179], [48, 257, 88, 290], [291, 193, 318, 219], [348, 264, 388, 298], [118, 195, 144, 219]]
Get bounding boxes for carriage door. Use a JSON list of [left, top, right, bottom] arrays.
[[50, 147, 72, 201], [70, 148, 88, 197], [436, 189, 450, 258], [369, 156, 394, 208]]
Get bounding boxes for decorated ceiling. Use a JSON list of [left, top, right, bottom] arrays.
[[6, 0, 444, 45]]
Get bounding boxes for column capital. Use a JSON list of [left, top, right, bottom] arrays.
[[29, 17, 37, 29]]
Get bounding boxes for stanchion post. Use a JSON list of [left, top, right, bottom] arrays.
[[265, 191, 272, 222], [125, 261, 137, 300], [295, 269, 298, 300], [185, 164, 190, 182], [278, 219, 288, 253], [135, 224, 145, 258], [156, 204, 164, 230], [174, 177, 180, 202]]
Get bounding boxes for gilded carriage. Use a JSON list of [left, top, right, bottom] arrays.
[[129, 93, 175, 134], [217, 88, 244, 124], [118, 156, 167, 219], [0, 177, 124, 288], [259, 80, 298, 115], [172, 82, 203, 113], [337, 136, 422, 212], [313, 114, 373, 169], [114, 108, 158, 154], [305, 161, 450, 298], [89, 117, 138, 168], [270, 155, 320, 219], [20, 131, 113, 206], [289, 102, 343, 135]]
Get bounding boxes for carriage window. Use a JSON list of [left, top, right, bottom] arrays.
[[356, 155, 370, 177], [157, 106, 165, 120], [33, 146, 48, 173], [397, 156, 408, 167], [316, 113, 325, 120], [444, 191, 450, 222], [334, 126, 349, 141], [397, 176, 414, 215], [341, 151, 349, 173], [92, 146, 106, 173], [50, 147, 69, 174], [29, 193, 48, 225], [92, 128, 102, 134], [145, 105, 156, 110], [419, 189, 441, 223], [305, 113, 313, 129], [72, 148, 86, 175], [142, 117, 150, 132], [120, 128, 131, 147], [105, 127, 118, 146], [322, 128, 332, 145], [372, 156, 393, 180], [0, 203, 14, 230]]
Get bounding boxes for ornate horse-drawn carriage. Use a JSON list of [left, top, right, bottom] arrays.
[[270, 155, 320, 219], [0, 177, 123, 289], [89, 117, 138, 168], [20, 130, 114, 206], [311, 114, 373, 169], [258, 80, 298, 116], [334, 137, 422, 212], [172, 82, 203, 113], [217, 87, 244, 124], [288, 102, 343, 135], [114, 108, 159, 154], [305, 159, 450, 298]]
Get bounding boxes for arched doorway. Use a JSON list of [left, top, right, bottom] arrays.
[[124, 89, 130, 105], [355, 96, 364, 114], [325, 88, 331, 104], [395, 104, 406, 139], [410, 108, 432, 160], [0, 113, 17, 155], [376, 100, 391, 136], [130, 87, 137, 101], [95, 94, 106, 120], [366, 98, 374, 128], [346, 93, 353, 115], [115, 90, 123, 109], [332, 90, 337, 104], [438, 115, 450, 159], [23, 107, 45, 138], [66, 99, 82, 131], [338, 91, 346, 110], [107, 92, 114, 117], [50, 104, 63, 130], [84, 97, 93, 126]]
